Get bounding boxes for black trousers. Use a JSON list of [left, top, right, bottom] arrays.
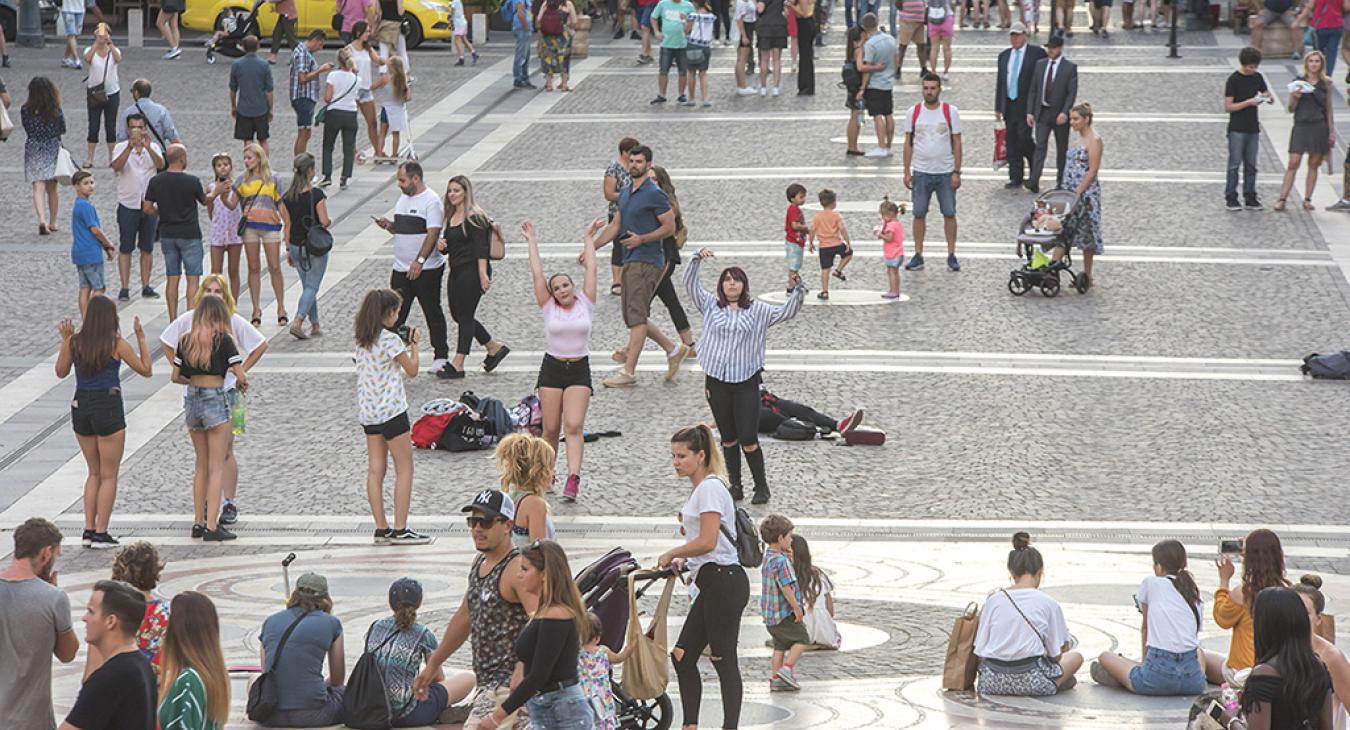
[[1003, 97, 1034, 184], [1030, 106, 1070, 188], [447, 265, 493, 356], [712, 0, 732, 38], [673, 564, 750, 729], [652, 259, 691, 333], [759, 394, 837, 433], [390, 265, 449, 360], [321, 109, 358, 181], [706, 373, 761, 450], [270, 14, 297, 56], [796, 18, 817, 95]]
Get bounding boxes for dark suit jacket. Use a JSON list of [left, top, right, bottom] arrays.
[[1026, 56, 1078, 119], [994, 44, 1048, 114]]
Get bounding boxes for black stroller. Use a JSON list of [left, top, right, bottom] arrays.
[[574, 547, 676, 730], [205, 0, 265, 64], [1008, 188, 1092, 298]]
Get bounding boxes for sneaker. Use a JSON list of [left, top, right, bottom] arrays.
[[771, 86, 781, 96], [637, 54, 654, 64], [1243, 195, 1264, 211], [340, 178, 349, 190], [614, 28, 625, 39], [905, 254, 926, 271], [317, 177, 332, 188], [1, 55, 9, 68], [1326, 199, 1350, 212], [837, 408, 864, 434], [1225, 197, 1243, 211], [289, 320, 309, 340], [455, 57, 465, 66], [770, 673, 793, 692], [736, 87, 757, 95], [1090, 660, 1121, 687], [563, 474, 581, 502], [82, 529, 94, 547], [165, 47, 182, 59], [677, 95, 688, 103], [881, 291, 900, 299], [203, 526, 237, 542], [665, 344, 691, 381], [117, 288, 130, 302], [947, 254, 961, 272], [751, 489, 770, 505], [390, 528, 432, 545], [429, 358, 447, 374], [650, 96, 667, 104], [220, 501, 239, 525], [630, 30, 642, 40], [759, 87, 768, 96], [681, 99, 697, 107], [374, 528, 393, 545], [602, 370, 638, 388], [141, 286, 160, 298], [778, 666, 801, 690], [191, 523, 205, 539], [702, 101, 713, 107], [864, 147, 889, 158], [729, 484, 745, 501], [472, 52, 480, 64], [89, 532, 120, 550]]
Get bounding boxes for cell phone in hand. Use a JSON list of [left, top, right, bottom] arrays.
[[1219, 539, 1243, 559], [396, 325, 411, 343]]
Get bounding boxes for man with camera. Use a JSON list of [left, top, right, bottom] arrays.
[[374, 162, 450, 374], [111, 113, 164, 302]]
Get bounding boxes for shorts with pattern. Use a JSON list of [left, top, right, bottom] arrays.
[[784, 241, 804, 271], [977, 656, 1063, 697]]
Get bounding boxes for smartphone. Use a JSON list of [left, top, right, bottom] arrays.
[[1220, 539, 1243, 557], [396, 325, 411, 343], [1206, 699, 1225, 722]]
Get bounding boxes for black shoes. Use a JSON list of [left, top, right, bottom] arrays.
[[191, 523, 206, 539], [1025, 181, 1040, 193], [89, 532, 120, 550], [203, 526, 237, 542], [729, 484, 745, 501], [483, 345, 511, 372], [1004, 180, 1024, 189], [436, 363, 466, 379], [751, 489, 770, 505]]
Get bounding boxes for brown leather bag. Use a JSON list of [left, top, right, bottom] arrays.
[[942, 602, 981, 691]]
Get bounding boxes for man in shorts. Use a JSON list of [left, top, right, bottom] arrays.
[[895, 0, 929, 82], [60, 0, 84, 69], [111, 113, 163, 301], [144, 145, 207, 320], [229, 36, 275, 155], [903, 72, 962, 272], [857, 13, 897, 158], [651, 0, 693, 104], [1250, 0, 1302, 54], [291, 30, 334, 156], [589, 145, 687, 388]]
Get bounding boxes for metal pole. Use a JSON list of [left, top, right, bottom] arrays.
[[18, 0, 44, 47], [1166, 0, 1180, 58]]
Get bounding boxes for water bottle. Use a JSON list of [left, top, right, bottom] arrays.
[[231, 391, 248, 435]]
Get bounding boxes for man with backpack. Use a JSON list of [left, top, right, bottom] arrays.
[[504, 0, 535, 89], [902, 71, 963, 273]]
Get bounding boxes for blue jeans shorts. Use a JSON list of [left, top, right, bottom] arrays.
[[162, 237, 204, 277], [525, 684, 592, 729], [1129, 647, 1207, 696], [292, 97, 317, 128], [62, 11, 84, 36], [912, 171, 956, 218], [659, 47, 688, 75], [76, 262, 107, 290], [884, 255, 904, 268], [117, 205, 158, 254], [184, 386, 230, 431], [637, 2, 655, 28], [784, 241, 804, 272]]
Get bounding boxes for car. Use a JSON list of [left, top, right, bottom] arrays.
[[1, 0, 59, 43], [180, 0, 453, 48]]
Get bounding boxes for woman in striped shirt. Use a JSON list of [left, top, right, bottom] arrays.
[[158, 591, 230, 730], [684, 248, 805, 504]]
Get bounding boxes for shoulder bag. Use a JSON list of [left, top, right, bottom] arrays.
[[333, 0, 347, 31], [0, 99, 13, 142], [487, 217, 506, 260], [55, 147, 79, 185], [86, 55, 111, 108], [304, 189, 334, 261], [315, 78, 359, 127], [999, 588, 1053, 656], [621, 571, 675, 701], [941, 602, 980, 691], [132, 102, 169, 171], [1164, 576, 1203, 632], [237, 181, 260, 239], [246, 609, 313, 721]]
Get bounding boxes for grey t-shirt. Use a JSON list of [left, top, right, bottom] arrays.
[[0, 577, 74, 730], [260, 607, 343, 711], [864, 32, 897, 91]]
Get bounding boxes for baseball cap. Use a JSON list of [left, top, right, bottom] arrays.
[[1046, 31, 1065, 47], [461, 489, 516, 522], [388, 577, 423, 608], [1009, 21, 1027, 34], [296, 572, 329, 597]]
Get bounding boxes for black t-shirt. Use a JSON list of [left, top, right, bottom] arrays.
[[380, 0, 400, 19], [442, 215, 492, 271], [65, 650, 157, 730], [1225, 70, 1268, 134], [174, 333, 243, 378], [145, 171, 206, 239], [282, 188, 327, 247]]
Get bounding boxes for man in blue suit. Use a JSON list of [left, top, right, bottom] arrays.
[[994, 22, 1047, 189]]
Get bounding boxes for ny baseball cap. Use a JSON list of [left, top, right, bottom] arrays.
[[388, 577, 423, 608], [296, 572, 329, 597], [1009, 21, 1028, 34], [461, 489, 516, 522]]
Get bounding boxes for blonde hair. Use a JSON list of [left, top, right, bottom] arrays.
[[159, 592, 230, 727], [1302, 50, 1330, 86], [444, 175, 489, 231], [496, 433, 555, 499], [242, 142, 273, 184], [1071, 102, 1094, 127], [336, 46, 355, 71], [193, 273, 237, 315], [388, 56, 410, 103], [183, 296, 233, 370]]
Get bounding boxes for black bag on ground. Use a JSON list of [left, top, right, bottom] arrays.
[[246, 610, 312, 721], [476, 397, 512, 436], [341, 628, 401, 729], [437, 411, 492, 452], [1302, 351, 1350, 379], [772, 417, 817, 441]]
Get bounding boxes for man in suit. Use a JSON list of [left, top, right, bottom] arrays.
[[1025, 32, 1078, 192], [994, 22, 1046, 189]]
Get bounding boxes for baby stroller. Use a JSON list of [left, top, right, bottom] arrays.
[[574, 547, 676, 730], [205, 0, 265, 64], [1008, 188, 1092, 298]]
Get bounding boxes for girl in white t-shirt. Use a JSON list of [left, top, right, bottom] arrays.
[[657, 424, 748, 730], [1090, 540, 1211, 695], [451, 0, 479, 65], [353, 288, 430, 546], [974, 532, 1083, 696]]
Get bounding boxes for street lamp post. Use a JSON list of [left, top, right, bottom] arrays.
[[18, 0, 44, 47], [1167, 0, 1181, 58]]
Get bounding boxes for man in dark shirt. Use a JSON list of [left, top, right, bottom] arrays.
[[1223, 46, 1272, 211], [229, 35, 276, 155], [60, 580, 155, 730], [144, 144, 207, 320]]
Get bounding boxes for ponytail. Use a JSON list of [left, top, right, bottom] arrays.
[[393, 603, 418, 632], [671, 424, 727, 480], [1152, 539, 1201, 609]]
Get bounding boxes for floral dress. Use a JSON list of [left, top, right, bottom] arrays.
[[1062, 145, 1103, 255], [208, 180, 242, 246], [22, 108, 66, 183], [538, 4, 571, 75], [578, 645, 617, 730]]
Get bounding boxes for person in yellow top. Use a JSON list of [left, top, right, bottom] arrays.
[[788, 0, 817, 95], [233, 143, 288, 327], [1207, 528, 1290, 684]]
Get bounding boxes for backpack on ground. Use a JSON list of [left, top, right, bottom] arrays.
[[540, 3, 564, 35], [1301, 351, 1350, 379], [927, 0, 948, 23], [717, 491, 764, 568], [843, 427, 886, 446], [509, 394, 543, 434], [437, 411, 493, 451], [476, 397, 512, 436], [411, 413, 455, 449], [341, 628, 400, 729], [772, 417, 817, 441]]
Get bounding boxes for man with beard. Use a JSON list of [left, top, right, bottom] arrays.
[[0, 518, 80, 730]]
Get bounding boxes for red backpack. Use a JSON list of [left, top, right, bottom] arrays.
[[411, 413, 454, 449], [540, 3, 565, 35], [911, 101, 952, 131]]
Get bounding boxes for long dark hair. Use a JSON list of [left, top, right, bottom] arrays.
[[1240, 587, 1329, 725], [285, 153, 316, 203], [1151, 539, 1200, 610], [520, 540, 590, 642], [791, 534, 824, 607], [354, 289, 402, 350], [1242, 529, 1289, 607], [72, 296, 120, 376], [844, 25, 864, 65], [716, 267, 752, 309], [23, 77, 61, 120]]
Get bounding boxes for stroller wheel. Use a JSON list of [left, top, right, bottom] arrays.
[[1073, 272, 1090, 293], [1040, 273, 1061, 298], [206, 50, 216, 64], [1008, 274, 1030, 297], [617, 690, 674, 730]]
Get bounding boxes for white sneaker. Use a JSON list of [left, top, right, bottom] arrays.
[[429, 358, 447, 374], [759, 87, 767, 96], [164, 47, 182, 59], [771, 86, 781, 96], [864, 147, 888, 158], [736, 87, 757, 96]]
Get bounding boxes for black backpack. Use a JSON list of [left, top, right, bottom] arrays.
[[341, 627, 401, 729], [713, 478, 763, 568], [1302, 351, 1350, 379], [772, 418, 817, 441], [246, 610, 312, 721]]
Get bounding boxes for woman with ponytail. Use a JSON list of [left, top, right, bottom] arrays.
[[658, 423, 749, 730], [158, 592, 230, 730], [365, 578, 476, 727], [1294, 575, 1350, 719], [496, 433, 558, 547], [1089, 540, 1210, 695]]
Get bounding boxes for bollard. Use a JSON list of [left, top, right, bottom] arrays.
[[1166, 2, 1180, 58], [17, 0, 43, 47], [128, 9, 144, 47], [472, 12, 486, 44]]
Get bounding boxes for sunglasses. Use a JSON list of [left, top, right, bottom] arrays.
[[466, 515, 504, 529]]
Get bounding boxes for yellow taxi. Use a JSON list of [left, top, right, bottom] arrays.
[[182, 0, 454, 48]]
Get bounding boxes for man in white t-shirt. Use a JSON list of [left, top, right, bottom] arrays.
[[374, 162, 450, 373], [111, 112, 164, 302], [902, 71, 963, 273]]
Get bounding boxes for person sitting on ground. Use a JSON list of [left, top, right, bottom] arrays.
[[85, 541, 171, 679], [1090, 539, 1210, 695], [364, 578, 476, 727], [255, 572, 346, 727], [974, 531, 1083, 696], [157, 591, 230, 730], [1292, 574, 1350, 713], [496, 432, 558, 546], [1237, 587, 1334, 730], [1211, 528, 1290, 684]]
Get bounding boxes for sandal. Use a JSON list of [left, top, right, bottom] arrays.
[[832, 269, 848, 282], [278, 314, 289, 326], [1304, 198, 1316, 211], [609, 283, 622, 295], [251, 312, 262, 327], [483, 345, 511, 372], [1273, 198, 1287, 212]]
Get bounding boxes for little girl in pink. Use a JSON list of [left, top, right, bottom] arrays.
[[206, 152, 243, 298], [877, 198, 906, 299]]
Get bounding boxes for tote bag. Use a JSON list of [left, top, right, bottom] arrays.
[[621, 572, 675, 701], [941, 602, 980, 691], [0, 100, 13, 142], [55, 148, 79, 185]]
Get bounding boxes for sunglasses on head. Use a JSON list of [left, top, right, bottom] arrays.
[[466, 515, 504, 529]]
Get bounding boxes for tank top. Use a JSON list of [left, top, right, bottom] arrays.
[[75, 358, 120, 391], [509, 491, 557, 548], [467, 549, 529, 688]]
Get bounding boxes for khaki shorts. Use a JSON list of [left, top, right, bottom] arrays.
[[767, 616, 812, 651], [897, 19, 928, 45], [620, 261, 663, 328], [376, 19, 401, 47], [462, 686, 531, 730], [1055, 0, 1076, 9]]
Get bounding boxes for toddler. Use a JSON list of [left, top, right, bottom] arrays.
[[70, 171, 116, 318], [760, 513, 808, 691], [809, 188, 852, 300], [877, 197, 905, 299], [578, 612, 632, 729], [783, 183, 809, 292], [205, 152, 243, 299]]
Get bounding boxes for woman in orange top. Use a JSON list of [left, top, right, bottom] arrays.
[[1208, 528, 1289, 684]]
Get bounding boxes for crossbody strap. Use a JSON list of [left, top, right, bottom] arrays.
[[266, 609, 313, 672], [363, 623, 401, 655], [998, 588, 1050, 657], [133, 102, 168, 153]]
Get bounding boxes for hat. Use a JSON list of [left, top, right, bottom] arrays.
[[296, 572, 329, 597], [388, 577, 423, 608], [1009, 21, 1027, 34], [461, 489, 516, 522], [1046, 31, 1065, 47]]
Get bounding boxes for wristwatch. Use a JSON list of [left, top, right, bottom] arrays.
[[416, 256, 426, 264]]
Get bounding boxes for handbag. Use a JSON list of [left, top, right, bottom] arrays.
[[1, 99, 14, 142], [993, 122, 1008, 170], [315, 79, 358, 127], [246, 609, 312, 721], [620, 572, 674, 701], [55, 147, 79, 185], [85, 55, 110, 107], [303, 190, 334, 263], [686, 45, 708, 65], [941, 602, 980, 691], [333, 0, 346, 31], [488, 218, 506, 260]]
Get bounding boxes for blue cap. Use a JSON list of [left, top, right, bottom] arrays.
[[388, 577, 423, 609]]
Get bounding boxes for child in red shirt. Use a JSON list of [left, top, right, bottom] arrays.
[[784, 183, 809, 292]]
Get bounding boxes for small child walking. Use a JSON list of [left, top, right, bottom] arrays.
[[578, 612, 633, 730], [377, 56, 412, 161], [784, 183, 809, 292], [205, 152, 244, 300], [791, 533, 841, 649], [760, 513, 809, 691], [878, 197, 905, 299], [451, 0, 479, 65], [808, 188, 852, 300], [70, 171, 117, 318]]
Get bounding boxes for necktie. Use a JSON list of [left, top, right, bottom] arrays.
[[1009, 49, 1021, 102], [1043, 60, 1055, 107]]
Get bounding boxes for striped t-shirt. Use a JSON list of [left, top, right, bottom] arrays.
[[158, 667, 218, 730], [684, 255, 806, 383], [391, 188, 445, 273], [900, 0, 927, 23]]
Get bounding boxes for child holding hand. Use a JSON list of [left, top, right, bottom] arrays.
[[761, 513, 809, 692], [877, 197, 905, 300]]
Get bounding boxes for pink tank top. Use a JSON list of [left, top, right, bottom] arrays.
[[541, 292, 593, 359]]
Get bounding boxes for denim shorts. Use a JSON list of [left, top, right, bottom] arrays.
[[637, 2, 655, 28], [1129, 647, 1207, 696], [292, 97, 317, 128], [659, 47, 688, 75], [912, 171, 957, 218], [784, 241, 804, 272], [117, 205, 158, 254], [61, 11, 84, 36], [884, 255, 904, 268], [357, 88, 375, 104], [76, 262, 106, 290], [184, 386, 231, 431], [525, 684, 592, 729], [162, 237, 205, 276]]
